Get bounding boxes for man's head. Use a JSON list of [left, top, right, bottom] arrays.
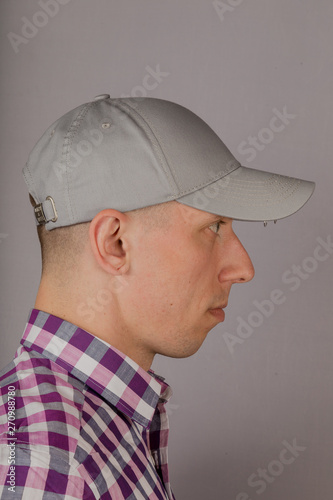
[[24, 95, 315, 369], [33, 197, 254, 369]]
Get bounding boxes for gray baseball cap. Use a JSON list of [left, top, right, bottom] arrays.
[[23, 94, 315, 230]]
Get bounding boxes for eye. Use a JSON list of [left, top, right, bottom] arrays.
[[208, 219, 225, 235]]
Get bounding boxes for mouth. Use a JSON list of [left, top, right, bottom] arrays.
[[208, 307, 226, 322]]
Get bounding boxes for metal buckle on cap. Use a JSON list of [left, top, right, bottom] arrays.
[[34, 196, 58, 225]]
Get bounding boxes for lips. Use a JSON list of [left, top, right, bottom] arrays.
[[208, 308, 226, 321], [213, 303, 228, 309]]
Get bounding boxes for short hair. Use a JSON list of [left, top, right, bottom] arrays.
[[29, 195, 174, 275]]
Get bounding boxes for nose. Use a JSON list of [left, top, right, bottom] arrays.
[[218, 231, 255, 284]]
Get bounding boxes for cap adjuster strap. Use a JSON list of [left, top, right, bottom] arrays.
[[34, 196, 58, 225]]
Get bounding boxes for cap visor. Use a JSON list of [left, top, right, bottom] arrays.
[[176, 166, 315, 221]]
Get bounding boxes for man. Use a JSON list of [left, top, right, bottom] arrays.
[[0, 95, 315, 499]]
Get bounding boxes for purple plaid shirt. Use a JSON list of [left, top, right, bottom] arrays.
[[0, 310, 176, 499]]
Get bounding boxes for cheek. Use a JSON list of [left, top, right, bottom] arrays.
[[150, 256, 214, 317], [126, 240, 176, 313], [129, 232, 216, 315]]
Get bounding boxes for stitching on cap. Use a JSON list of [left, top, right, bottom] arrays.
[[123, 101, 182, 188], [114, 99, 236, 197], [213, 178, 301, 207], [23, 163, 39, 205], [125, 102, 184, 190], [63, 101, 97, 223], [174, 164, 240, 196], [113, 100, 179, 195], [121, 100, 241, 196], [160, 164, 241, 197]]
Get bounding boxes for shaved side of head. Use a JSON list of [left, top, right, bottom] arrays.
[[30, 195, 175, 278]]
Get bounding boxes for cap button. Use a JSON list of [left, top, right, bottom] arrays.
[[93, 94, 110, 101]]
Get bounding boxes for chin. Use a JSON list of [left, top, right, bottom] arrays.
[[158, 335, 209, 360]]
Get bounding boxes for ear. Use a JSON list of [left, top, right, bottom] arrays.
[[89, 209, 130, 275]]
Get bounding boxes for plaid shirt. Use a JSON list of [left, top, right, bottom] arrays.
[[0, 310, 175, 499]]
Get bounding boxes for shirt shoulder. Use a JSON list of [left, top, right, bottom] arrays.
[[0, 345, 86, 448], [0, 346, 99, 498]]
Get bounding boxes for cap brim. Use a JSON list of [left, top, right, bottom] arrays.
[[176, 166, 315, 221]]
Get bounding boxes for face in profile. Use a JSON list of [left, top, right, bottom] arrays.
[[114, 201, 255, 361]]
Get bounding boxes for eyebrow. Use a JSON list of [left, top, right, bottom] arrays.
[[193, 214, 227, 229], [200, 213, 226, 224]]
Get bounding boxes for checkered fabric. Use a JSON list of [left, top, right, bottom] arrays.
[[0, 310, 175, 499]]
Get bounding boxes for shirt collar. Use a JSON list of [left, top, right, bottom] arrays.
[[21, 309, 172, 429]]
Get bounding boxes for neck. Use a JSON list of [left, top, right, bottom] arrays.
[[34, 277, 155, 372]]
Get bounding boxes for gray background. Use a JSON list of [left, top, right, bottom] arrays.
[[0, 1, 332, 498]]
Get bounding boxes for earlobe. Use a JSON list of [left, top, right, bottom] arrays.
[[89, 210, 130, 275]]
